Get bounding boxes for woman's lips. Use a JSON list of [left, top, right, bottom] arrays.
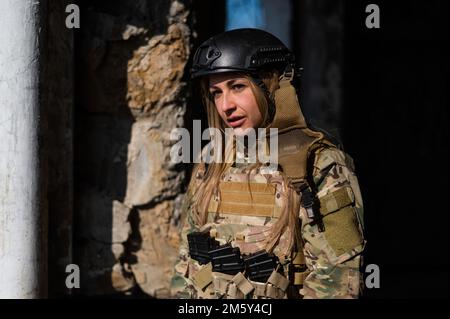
[[227, 116, 246, 128]]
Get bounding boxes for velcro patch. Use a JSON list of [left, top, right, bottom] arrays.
[[322, 206, 364, 256], [319, 186, 354, 215]]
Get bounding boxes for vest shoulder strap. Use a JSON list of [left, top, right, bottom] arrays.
[[277, 127, 334, 191]]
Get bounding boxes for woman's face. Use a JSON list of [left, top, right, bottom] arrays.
[[208, 73, 263, 135]]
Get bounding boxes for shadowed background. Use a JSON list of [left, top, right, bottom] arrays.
[[38, 0, 448, 298]]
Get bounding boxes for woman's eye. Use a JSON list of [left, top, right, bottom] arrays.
[[232, 84, 245, 91], [210, 91, 221, 98]]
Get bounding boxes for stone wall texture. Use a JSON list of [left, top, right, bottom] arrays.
[[75, 0, 192, 297]]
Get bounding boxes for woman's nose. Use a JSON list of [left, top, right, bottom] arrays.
[[220, 92, 236, 114]]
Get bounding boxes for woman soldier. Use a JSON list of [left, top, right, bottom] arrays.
[[171, 29, 366, 299]]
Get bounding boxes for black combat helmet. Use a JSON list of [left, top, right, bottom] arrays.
[[191, 28, 295, 79]]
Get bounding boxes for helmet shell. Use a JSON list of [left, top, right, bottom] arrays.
[[191, 28, 294, 78]]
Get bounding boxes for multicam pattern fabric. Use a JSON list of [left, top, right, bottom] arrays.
[[170, 147, 365, 299]]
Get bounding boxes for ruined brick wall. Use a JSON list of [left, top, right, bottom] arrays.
[[75, 0, 192, 297]]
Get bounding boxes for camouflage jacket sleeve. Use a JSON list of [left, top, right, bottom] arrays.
[[300, 147, 366, 299], [170, 185, 200, 298]]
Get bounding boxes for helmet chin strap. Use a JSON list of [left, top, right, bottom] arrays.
[[249, 74, 276, 124]]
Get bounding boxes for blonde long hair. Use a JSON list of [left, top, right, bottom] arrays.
[[188, 70, 301, 253]]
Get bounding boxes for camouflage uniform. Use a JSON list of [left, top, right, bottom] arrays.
[[170, 146, 365, 299]]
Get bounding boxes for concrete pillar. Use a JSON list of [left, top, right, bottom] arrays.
[[295, 0, 344, 138], [0, 0, 47, 298]]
